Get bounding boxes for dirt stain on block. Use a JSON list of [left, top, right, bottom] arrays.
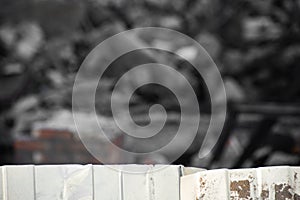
[[198, 177, 206, 199], [230, 180, 250, 199], [261, 189, 269, 200], [275, 184, 292, 200], [294, 193, 300, 200]]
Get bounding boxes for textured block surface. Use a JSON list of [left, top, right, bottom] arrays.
[[0, 164, 183, 200], [93, 165, 121, 200], [181, 172, 201, 200], [150, 165, 182, 200], [181, 166, 300, 200], [2, 165, 35, 200], [0, 167, 3, 200], [93, 165, 182, 200], [122, 165, 152, 200], [3, 165, 300, 200], [35, 165, 93, 200]]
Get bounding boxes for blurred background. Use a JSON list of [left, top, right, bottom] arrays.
[[0, 0, 300, 169]]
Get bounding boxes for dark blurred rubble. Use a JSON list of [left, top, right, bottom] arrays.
[[0, 0, 300, 167]]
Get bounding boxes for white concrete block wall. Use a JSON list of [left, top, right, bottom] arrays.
[[2, 165, 35, 200], [292, 167, 300, 199], [93, 165, 121, 200], [0, 165, 183, 200], [199, 169, 230, 200], [122, 165, 152, 200], [181, 169, 231, 200], [181, 166, 300, 200], [93, 165, 183, 200], [35, 165, 93, 200], [0, 167, 3, 200], [181, 171, 201, 200], [62, 165, 93, 200], [257, 166, 292, 199], [149, 165, 182, 200], [2, 165, 300, 200]]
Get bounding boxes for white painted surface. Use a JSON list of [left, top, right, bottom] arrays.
[[182, 167, 206, 176], [181, 166, 300, 200], [180, 167, 207, 200], [93, 165, 121, 200], [150, 165, 182, 200], [200, 169, 230, 200], [63, 165, 93, 200], [257, 166, 291, 199], [2, 165, 35, 200], [0, 167, 3, 200], [0, 164, 182, 200], [35, 165, 93, 200], [2, 165, 300, 200], [93, 165, 182, 200], [122, 165, 152, 200], [292, 167, 300, 197], [181, 173, 200, 200]]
